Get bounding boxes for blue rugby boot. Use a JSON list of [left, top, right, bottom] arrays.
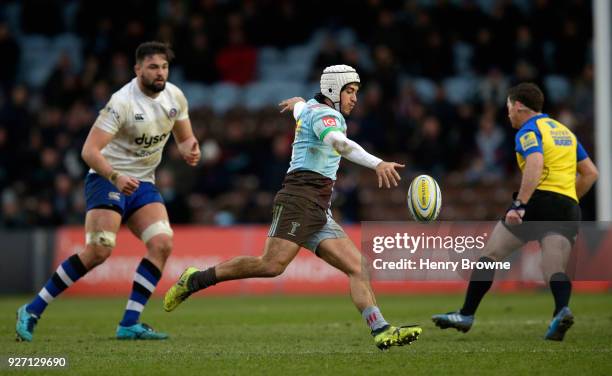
[[544, 307, 574, 341], [432, 311, 474, 333], [116, 323, 168, 340], [16, 304, 39, 342]]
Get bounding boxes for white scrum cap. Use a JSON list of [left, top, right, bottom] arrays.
[[320, 65, 360, 110]]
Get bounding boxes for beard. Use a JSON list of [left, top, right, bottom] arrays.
[[143, 78, 166, 93]]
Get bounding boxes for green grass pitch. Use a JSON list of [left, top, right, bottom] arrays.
[[1, 293, 611, 375]]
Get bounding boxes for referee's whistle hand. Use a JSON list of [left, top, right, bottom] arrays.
[[505, 210, 524, 226]]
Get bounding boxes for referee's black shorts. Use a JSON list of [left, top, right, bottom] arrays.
[[502, 189, 581, 245]]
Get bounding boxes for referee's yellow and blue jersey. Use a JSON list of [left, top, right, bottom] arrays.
[[515, 113, 588, 202]]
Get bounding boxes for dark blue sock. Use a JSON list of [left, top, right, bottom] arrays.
[[26, 254, 88, 317], [120, 258, 161, 327]]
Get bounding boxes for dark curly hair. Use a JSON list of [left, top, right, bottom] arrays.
[[135, 41, 175, 64]]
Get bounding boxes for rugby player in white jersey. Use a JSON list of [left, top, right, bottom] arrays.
[[16, 41, 200, 341]]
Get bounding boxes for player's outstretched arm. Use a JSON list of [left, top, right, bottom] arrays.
[[576, 157, 599, 198], [81, 126, 140, 195], [172, 119, 200, 166], [323, 131, 404, 188], [374, 161, 405, 189], [279, 97, 305, 119]]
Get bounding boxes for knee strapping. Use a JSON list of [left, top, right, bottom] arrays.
[[141, 220, 173, 243], [86, 231, 117, 248]]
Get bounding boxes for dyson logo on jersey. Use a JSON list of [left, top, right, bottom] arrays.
[[134, 132, 170, 148]]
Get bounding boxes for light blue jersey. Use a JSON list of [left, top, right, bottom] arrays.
[[287, 99, 347, 180]]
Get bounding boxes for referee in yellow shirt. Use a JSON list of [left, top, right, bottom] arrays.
[[433, 83, 599, 341]]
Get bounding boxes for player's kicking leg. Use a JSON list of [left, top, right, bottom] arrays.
[[116, 202, 173, 340], [432, 221, 522, 333], [541, 233, 574, 341], [16, 209, 120, 341], [164, 195, 303, 311], [316, 236, 421, 350], [164, 237, 300, 311]]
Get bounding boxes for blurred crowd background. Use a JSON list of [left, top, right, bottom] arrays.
[[0, 0, 595, 228]]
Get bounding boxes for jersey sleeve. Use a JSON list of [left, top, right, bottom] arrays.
[[577, 141, 589, 161], [94, 94, 127, 135], [176, 87, 189, 121], [312, 111, 343, 141], [515, 123, 543, 157], [293, 101, 306, 120]]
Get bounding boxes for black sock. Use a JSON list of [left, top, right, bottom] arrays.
[[549, 272, 571, 316], [460, 257, 496, 316], [188, 267, 218, 292]]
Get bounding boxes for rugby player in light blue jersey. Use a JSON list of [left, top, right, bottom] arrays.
[[164, 65, 422, 350]]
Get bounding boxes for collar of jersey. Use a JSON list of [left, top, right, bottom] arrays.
[[521, 113, 548, 128]]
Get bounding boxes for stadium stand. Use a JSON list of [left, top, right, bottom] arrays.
[[0, 0, 595, 227]]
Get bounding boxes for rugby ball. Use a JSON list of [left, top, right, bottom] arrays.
[[407, 175, 441, 222]]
